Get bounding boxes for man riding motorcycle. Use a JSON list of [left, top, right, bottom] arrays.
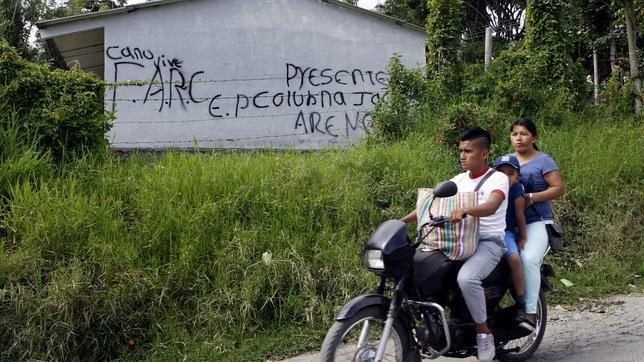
[[400, 127, 508, 361]]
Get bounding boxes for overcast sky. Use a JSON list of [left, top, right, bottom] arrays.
[[356, 0, 381, 8], [361, 0, 381, 8]]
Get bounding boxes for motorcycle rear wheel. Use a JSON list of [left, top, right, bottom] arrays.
[[497, 291, 547, 361], [319, 306, 418, 362]]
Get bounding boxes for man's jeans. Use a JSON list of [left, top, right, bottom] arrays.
[[457, 235, 504, 324]]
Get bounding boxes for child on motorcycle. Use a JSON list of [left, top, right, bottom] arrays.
[[492, 155, 531, 329]]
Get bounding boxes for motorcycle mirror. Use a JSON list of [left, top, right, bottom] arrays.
[[375, 199, 390, 210], [433, 181, 458, 198]]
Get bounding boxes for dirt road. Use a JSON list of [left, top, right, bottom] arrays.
[[281, 293, 643, 362]]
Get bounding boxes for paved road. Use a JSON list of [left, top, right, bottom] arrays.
[[281, 293, 644, 362]]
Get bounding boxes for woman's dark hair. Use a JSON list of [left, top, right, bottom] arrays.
[[511, 118, 540, 151]]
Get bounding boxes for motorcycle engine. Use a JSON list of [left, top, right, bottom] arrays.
[[415, 319, 446, 351], [415, 323, 431, 344]]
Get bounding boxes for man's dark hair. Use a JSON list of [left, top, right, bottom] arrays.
[[458, 127, 491, 150]]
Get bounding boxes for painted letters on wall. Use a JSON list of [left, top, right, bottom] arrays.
[[106, 44, 388, 149]]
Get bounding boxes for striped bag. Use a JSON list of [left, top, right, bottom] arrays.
[[416, 188, 480, 261]]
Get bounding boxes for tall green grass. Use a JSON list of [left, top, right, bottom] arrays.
[[1, 115, 642, 360], [0, 113, 52, 201], [0, 141, 455, 360], [539, 117, 643, 300]]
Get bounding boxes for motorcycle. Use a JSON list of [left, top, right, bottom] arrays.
[[320, 181, 555, 361]]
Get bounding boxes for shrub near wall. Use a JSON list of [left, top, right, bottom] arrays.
[[0, 40, 112, 160], [370, 54, 428, 142]]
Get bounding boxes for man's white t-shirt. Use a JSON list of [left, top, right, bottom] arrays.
[[451, 167, 509, 239]]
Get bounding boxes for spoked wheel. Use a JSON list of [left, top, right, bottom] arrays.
[[498, 291, 547, 361], [320, 306, 418, 362]]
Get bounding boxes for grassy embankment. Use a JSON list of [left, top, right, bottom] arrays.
[[1, 113, 642, 360]]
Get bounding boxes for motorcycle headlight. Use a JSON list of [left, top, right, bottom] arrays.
[[363, 249, 384, 270]]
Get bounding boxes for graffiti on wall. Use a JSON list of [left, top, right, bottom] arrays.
[[107, 45, 387, 143]]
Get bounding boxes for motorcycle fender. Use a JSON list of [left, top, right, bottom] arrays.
[[335, 294, 390, 321], [541, 274, 554, 292], [540, 264, 556, 292]]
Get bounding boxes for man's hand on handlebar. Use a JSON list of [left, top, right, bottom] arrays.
[[449, 208, 468, 223]]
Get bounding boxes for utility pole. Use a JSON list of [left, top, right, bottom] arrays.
[[624, 0, 641, 115], [610, 40, 617, 74], [484, 27, 492, 70], [593, 49, 599, 104]]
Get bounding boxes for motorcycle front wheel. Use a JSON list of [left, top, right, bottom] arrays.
[[319, 306, 418, 362]]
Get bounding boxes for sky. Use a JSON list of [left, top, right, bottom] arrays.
[[360, 0, 381, 9]]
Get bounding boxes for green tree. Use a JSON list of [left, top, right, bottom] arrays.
[[0, 0, 127, 61], [462, 0, 491, 39], [375, 1, 526, 41], [524, 0, 573, 54], [461, 1, 526, 41], [425, 0, 462, 90], [0, 0, 48, 59], [375, 0, 429, 27], [486, 0, 526, 41], [49, 0, 127, 18]]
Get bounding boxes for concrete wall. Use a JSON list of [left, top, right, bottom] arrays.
[[47, 0, 426, 149]]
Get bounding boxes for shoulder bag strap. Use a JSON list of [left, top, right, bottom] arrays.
[[474, 169, 496, 192]]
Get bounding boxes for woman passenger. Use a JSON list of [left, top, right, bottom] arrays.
[[508, 118, 564, 328]]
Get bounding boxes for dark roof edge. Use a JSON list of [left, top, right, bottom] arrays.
[[46, 38, 69, 69], [36, 0, 190, 29], [321, 0, 425, 33], [37, 0, 425, 33]]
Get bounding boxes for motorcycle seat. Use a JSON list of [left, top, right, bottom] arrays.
[[413, 250, 510, 297], [482, 261, 510, 285], [412, 250, 463, 296]]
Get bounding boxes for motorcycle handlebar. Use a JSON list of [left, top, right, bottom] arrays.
[[411, 216, 450, 247], [419, 216, 450, 229]]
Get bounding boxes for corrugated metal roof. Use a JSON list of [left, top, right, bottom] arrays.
[[36, 0, 424, 33]]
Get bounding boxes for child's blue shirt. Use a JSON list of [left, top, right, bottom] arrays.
[[506, 182, 525, 230]]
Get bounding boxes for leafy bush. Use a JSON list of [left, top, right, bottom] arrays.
[[600, 73, 639, 115], [432, 102, 511, 154], [480, 49, 587, 122], [461, 40, 514, 65], [456, 0, 591, 122], [523, 0, 573, 56], [371, 55, 428, 142], [0, 40, 112, 160], [425, 0, 463, 91]]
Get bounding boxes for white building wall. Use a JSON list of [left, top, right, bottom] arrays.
[[49, 0, 426, 149]]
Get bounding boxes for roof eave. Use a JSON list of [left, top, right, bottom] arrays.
[[37, 0, 425, 34], [321, 0, 425, 33], [36, 0, 189, 29]]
